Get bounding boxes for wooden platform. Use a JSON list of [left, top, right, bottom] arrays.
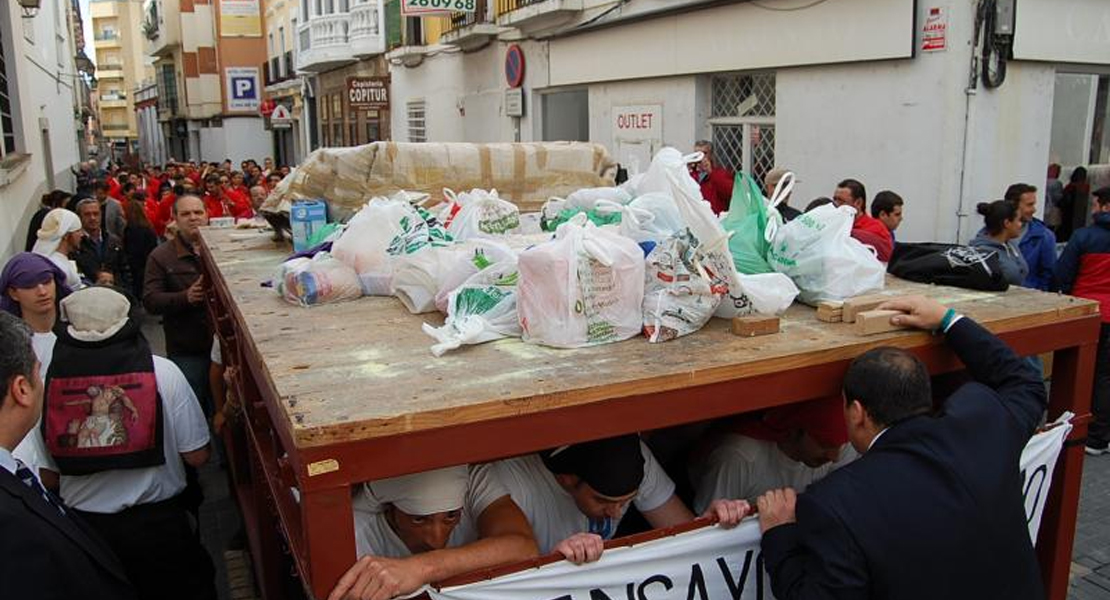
[[201, 227, 1098, 450]]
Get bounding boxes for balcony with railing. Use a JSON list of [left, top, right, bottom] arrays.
[[144, 0, 181, 57], [93, 31, 122, 46], [349, 0, 385, 57], [98, 63, 125, 79], [264, 52, 298, 87], [441, 0, 500, 50], [494, 0, 581, 34], [100, 91, 129, 108], [297, 9, 357, 72]]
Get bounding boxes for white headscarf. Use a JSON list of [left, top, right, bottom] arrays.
[[32, 208, 82, 257], [366, 466, 468, 516], [59, 286, 131, 342]]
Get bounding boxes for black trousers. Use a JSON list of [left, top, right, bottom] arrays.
[[1091, 323, 1110, 444], [75, 496, 218, 600]]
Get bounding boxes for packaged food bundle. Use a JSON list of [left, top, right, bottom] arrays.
[[440, 188, 521, 240], [275, 252, 362, 307], [642, 230, 726, 343], [422, 259, 522, 357], [517, 214, 645, 348]]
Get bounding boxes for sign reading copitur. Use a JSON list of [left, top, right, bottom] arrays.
[[402, 0, 476, 15], [347, 77, 390, 110]]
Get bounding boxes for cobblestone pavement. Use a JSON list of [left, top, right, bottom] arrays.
[[1070, 453, 1110, 600]]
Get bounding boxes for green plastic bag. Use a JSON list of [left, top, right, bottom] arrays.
[[541, 207, 624, 232], [721, 172, 773, 274]]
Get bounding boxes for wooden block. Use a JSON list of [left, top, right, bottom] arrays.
[[843, 294, 905, 323], [855, 310, 910, 335], [731, 315, 781, 337], [816, 301, 844, 323]]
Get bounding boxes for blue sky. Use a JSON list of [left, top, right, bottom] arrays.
[[79, 0, 96, 65]]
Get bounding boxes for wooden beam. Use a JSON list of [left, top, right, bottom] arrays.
[[843, 294, 905, 323], [731, 315, 781, 337], [856, 309, 909, 335]]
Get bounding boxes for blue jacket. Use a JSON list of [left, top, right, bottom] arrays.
[[762, 318, 1046, 600], [1018, 218, 1056, 291]]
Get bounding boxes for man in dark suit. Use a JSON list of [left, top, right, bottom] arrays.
[[0, 312, 137, 600], [758, 295, 1047, 600]]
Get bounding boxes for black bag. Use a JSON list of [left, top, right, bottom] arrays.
[[888, 242, 1010, 292]]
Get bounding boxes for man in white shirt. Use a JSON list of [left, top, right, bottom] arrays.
[[492, 434, 750, 564], [690, 396, 855, 511], [330, 465, 538, 600], [0, 311, 137, 599], [38, 287, 216, 600]]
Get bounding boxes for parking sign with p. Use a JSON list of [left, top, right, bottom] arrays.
[[225, 67, 261, 112]]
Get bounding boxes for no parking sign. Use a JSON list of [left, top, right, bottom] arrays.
[[226, 67, 260, 111]]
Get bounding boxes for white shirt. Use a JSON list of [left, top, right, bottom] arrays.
[[691, 434, 857, 512], [46, 251, 83, 290], [11, 332, 58, 476], [0, 446, 19, 477], [352, 464, 508, 559], [44, 356, 211, 513], [491, 441, 675, 554]]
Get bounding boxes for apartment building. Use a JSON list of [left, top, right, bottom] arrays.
[[0, 0, 84, 260], [385, 0, 1110, 245], [90, 0, 151, 158], [142, 0, 269, 163], [261, 0, 304, 166]]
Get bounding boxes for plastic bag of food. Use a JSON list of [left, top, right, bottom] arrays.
[[642, 230, 726, 343], [441, 188, 521, 240], [275, 252, 362, 307], [517, 214, 645, 348], [422, 260, 522, 357], [768, 203, 885, 304]]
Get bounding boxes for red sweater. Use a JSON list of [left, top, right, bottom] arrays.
[[691, 167, 735, 215], [851, 213, 894, 262]]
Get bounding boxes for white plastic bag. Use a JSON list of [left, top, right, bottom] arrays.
[[392, 244, 481, 314], [442, 188, 521, 240], [518, 214, 646, 348], [434, 239, 518, 313], [275, 252, 362, 308], [735, 272, 799, 316], [636, 148, 764, 319], [628, 192, 685, 238], [642, 230, 725, 343], [565, 186, 633, 209], [767, 203, 885, 304], [332, 196, 454, 296], [422, 260, 522, 357]]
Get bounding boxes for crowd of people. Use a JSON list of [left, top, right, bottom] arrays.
[[0, 148, 1108, 600]]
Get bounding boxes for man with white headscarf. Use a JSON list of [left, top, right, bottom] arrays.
[[36, 286, 217, 600], [329, 465, 538, 600], [32, 208, 85, 290]]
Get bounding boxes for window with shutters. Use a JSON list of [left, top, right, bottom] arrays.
[[1, 23, 20, 157], [407, 100, 426, 143], [707, 72, 776, 187]]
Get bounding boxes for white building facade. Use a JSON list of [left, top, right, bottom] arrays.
[[1, 0, 84, 261], [388, 0, 1110, 244]]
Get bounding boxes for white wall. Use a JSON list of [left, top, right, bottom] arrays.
[[389, 40, 549, 144], [221, 117, 271, 163], [585, 75, 698, 174], [777, 2, 1056, 244], [0, 1, 81, 262]]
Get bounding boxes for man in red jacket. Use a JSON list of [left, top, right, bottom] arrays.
[[201, 175, 252, 220], [690, 141, 734, 215], [834, 178, 893, 262], [1057, 187, 1110, 455]]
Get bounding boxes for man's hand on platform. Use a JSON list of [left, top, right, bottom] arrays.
[[555, 533, 605, 565], [878, 295, 949, 331], [701, 498, 751, 528], [186, 276, 206, 305], [757, 488, 797, 534], [328, 555, 426, 600]]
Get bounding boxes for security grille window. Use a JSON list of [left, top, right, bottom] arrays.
[[708, 72, 776, 186], [0, 24, 15, 156], [407, 100, 426, 143]]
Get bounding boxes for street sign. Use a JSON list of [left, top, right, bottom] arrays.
[[347, 77, 390, 110], [270, 104, 293, 129], [505, 44, 525, 89], [505, 88, 524, 118], [226, 67, 260, 111], [402, 0, 476, 16]]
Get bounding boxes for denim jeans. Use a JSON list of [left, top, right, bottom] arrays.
[[169, 353, 213, 418], [1090, 324, 1110, 445]]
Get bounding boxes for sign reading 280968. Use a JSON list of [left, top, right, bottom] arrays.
[[401, 0, 476, 15]]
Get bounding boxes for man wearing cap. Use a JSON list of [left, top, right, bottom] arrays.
[[38, 286, 217, 600], [0, 311, 139, 600], [330, 465, 538, 600], [765, 169, 801, 222], [758, 296, 1047, 600], [691, 396, 855, 511], [1, 252, 72, 486], [492, 434, 750, 565]]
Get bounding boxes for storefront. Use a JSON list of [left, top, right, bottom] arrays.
[[314, 56, 392, 148]]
